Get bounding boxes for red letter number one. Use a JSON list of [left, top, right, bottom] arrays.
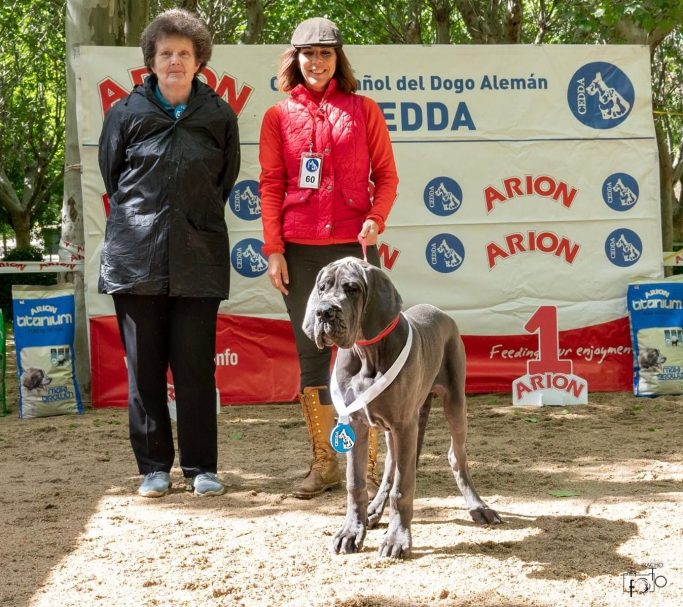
[[524, 306, 572, 375]]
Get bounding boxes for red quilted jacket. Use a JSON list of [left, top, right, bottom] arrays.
[[259, 79, 398, 256]]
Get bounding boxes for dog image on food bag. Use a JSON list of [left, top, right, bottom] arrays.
[[21, 367, 52, 392], [638, 347, 666, 372], [303, 257, 502, 559]]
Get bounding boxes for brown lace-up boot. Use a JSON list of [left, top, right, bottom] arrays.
[[293, 386, 341, 499], [367, 427, 380, 500]]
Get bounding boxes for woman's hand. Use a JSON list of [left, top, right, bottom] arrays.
[[358, 219, 379, 246], [267, 253, 289, 295]]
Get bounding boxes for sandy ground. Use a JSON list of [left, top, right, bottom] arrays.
[[1, 348, 682, 606]]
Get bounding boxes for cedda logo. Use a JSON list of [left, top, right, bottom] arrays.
[[602, 173, 639, 211], [231, 238, 267, 277], [426, 233, 465, 273], [423, 177, 463, 216], [567, 62, 634, 129], [229, 180, 261, 221], [605, 228, 642, 267]]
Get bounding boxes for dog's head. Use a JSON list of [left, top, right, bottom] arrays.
[[639, 347, 666, 371], [302, 257, 403, 349], [21, 367, 52, 391]]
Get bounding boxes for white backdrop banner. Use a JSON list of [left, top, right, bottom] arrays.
[[75, 44, 661, 406]]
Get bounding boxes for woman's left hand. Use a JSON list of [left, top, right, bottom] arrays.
[[358, 219, 379, 246]]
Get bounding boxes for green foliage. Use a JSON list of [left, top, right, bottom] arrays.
[[0, 246, 58, 321], [3, 0, 680, 243], [0, 0, 66, 244]]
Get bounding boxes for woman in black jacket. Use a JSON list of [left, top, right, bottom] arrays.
[[98, 9, 240, 498]]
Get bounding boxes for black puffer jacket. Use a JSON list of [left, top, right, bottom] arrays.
[[98, 75, 240, 298]]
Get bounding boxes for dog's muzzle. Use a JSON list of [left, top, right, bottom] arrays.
[[314, 300, 349, 348]]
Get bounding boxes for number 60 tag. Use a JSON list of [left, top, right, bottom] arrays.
[[299, 153, 323, 189]]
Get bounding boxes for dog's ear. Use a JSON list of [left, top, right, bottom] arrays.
[[360, 262, 403, 341], [302, 266, 325, 342]]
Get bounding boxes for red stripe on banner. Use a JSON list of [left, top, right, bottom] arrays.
[[90, 314, 300, 408], [90, 314, 632, 407], [463, 317, 632, 392]]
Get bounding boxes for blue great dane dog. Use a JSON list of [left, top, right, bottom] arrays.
[[303, 257, 502, 559]]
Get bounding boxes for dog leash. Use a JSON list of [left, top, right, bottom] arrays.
[[328, 316, 413, 452], [360, 236, 368, 262]]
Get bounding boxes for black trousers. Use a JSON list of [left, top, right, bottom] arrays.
[[113, 294, 220, 477], [283, 242, 380, 403]]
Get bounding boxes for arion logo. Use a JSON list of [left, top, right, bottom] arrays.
[[423, 177, 463, 216], [567, 62, 634, 129], [229, 180, 261, 221], [231, 238, 268, 277], [426, 233, 465, 273], [602, 173, 639, 211], [605, 228, 642, 267]]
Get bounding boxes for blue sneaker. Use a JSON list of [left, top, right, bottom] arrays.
[[138, 471, 171, 498], [187, 472, 225, 497]]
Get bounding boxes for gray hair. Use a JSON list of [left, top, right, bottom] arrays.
[[140, 9, 212, 72]]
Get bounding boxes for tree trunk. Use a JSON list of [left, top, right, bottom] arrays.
[[429, 0, 452, 44], [180, 0, 199, 11], [63, 0, 149, 404], [405, 0, 423, 44], [9, 211, 31, 250], [242, 0, 265, 44], [656, 121, 674, 275]]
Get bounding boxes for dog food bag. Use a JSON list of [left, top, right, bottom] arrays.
[[0, 308, 6, 416], [12, 284, 83, 418], [627, 275, 683, 397]]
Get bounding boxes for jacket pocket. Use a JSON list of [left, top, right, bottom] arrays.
[[341, 187, 371, 212], [186, 228, 228, 266], [103, 210, 153, 262], [282, 189, 312, 211]]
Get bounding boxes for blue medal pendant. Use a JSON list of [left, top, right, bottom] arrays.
[[330, 416, 356, 453]]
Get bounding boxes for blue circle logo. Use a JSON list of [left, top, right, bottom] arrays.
[[602, 173, 639, 211], [231, 238, 268, 277], [605, 228, 642, 267], [330, 422, 356, 453], [567, 62, 634, 129], [229, 180, 261, 221], [423, 177, 463, 216], [426, 233, 465, 273], [305, 158, 320, 172]]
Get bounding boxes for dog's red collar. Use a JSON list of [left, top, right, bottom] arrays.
[[355, 314, 402, 346]]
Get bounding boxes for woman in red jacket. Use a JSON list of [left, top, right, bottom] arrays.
[[259, 17, 398, 499]]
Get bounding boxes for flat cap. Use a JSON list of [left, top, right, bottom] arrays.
[[291, 17, 342, 48]]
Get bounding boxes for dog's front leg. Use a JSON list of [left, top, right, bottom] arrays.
[[332, 421, 368, 554], [379, 422, 418, 559], [368, 429, 393, 529]]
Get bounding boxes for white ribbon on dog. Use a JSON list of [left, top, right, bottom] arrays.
[[330, 317, 413, 425]]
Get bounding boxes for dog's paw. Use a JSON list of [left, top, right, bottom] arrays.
[[469, 506, 503, 525], [332, 520, 366, 555], [367, 495, 388, 529], [378, 526, 412, 559]]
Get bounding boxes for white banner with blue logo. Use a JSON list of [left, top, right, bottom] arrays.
[[77, 44, 660, 404]]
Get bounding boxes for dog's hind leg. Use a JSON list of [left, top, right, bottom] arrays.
[[416, 393, 433, 466], [442, 338, 502, 525], [367, 430, 393, 529]]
